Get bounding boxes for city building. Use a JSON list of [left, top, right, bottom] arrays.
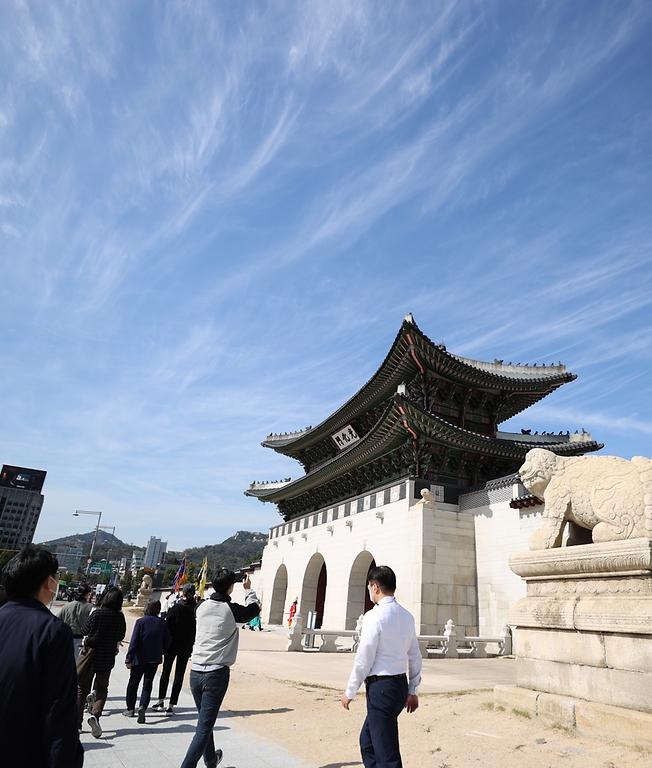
[[55, 546, 84, 573], [245, 315, 602, 634], [0, 465, 47, 552], [131, 550, 145, 573], [144, 536, 167, 568]]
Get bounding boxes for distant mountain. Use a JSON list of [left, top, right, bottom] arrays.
[[36, 531, 139, 563], [36, 529, 268, 572], [176, 531, 268, 572]]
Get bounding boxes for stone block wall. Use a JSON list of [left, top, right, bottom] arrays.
[[419, 502, 477, 635], [462, 479, 543, 636]]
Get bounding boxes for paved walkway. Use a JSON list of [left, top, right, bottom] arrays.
[[79, 645, 316, 768]]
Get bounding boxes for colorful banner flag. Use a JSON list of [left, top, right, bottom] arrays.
[[198, 556, 208, 599], [172, 553, 187, 590]]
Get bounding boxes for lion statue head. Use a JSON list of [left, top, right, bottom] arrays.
[[140, 574, 153, 591], [519, 448, 560, 500]]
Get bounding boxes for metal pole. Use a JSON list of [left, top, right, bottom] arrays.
[[73, 510, 102, 577]]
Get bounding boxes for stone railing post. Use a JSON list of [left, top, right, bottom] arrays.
[[352, 614, 364, 652], [286, 614, 304, 652], [500, 622, 512, 656], [443, 619, 459, 658], [418, 639, 429, 659]]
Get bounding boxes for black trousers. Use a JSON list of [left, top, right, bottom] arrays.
[[360, 674, 408, 768], [158, 647, 191, 706], [126, 662, 158, 711]]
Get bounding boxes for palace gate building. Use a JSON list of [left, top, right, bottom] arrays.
[[245, 315, 601, 636]]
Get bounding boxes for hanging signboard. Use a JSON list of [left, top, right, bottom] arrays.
[[330, 424, 360, 451]]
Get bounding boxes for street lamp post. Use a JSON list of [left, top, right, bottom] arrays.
[[73, 510, 102, 577]]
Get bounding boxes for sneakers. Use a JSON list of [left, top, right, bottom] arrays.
[[122, 709, 135, 718], [137, 707, 146, 724], [85, 692, 96, 713], [87, 715, 102, 739], [151, 701, 164, 711], [165, 707, 174, 716], [207, 750, 223, 768]]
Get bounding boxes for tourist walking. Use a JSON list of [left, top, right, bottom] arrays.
[[153, 582, 197, 715], [180, 569, 260, 768], [341, 565, 422, 768], [78, 585, 127, 738], [124, 598, 171, 722], [58, 583, 93, 659], [0, 545, 84, 768]]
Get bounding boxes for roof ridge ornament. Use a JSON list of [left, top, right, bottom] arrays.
[[404, 312, 415, 324]]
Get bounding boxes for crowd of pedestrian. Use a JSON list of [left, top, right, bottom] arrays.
[[0, 545, 420, 768]]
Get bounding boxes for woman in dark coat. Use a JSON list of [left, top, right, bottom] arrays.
[[78, 586, 127, 738], [124, 598, 171, 723]]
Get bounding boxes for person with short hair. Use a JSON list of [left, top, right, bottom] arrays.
[[0, 545, 84, 768], [77, 585, 126, 738], [124, 598, 171, 722], [58, 584, 93, 660], [153, 581, 197, 715], [180, 569, 260, 768], [341, 565, 422, 768]]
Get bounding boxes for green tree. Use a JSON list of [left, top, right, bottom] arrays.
[[121, 571, 134, 592]]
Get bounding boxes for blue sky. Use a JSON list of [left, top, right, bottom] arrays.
[[1, 1, 651, 551]]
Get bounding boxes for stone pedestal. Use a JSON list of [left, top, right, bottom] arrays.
[[495, 538, 652, 748]]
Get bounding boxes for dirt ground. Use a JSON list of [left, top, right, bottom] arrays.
[[224, 667, 652, 768]]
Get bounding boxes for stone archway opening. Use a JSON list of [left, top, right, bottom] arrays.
[[268, 563, 288, 625], [300, 553, 327, 629], [345, 552, 376, 630]]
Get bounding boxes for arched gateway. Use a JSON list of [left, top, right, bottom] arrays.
[[346, 552, 376, 629], [300, 553, 327, 629], [268, 564, 288, 625]]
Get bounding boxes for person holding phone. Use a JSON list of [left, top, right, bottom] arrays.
[[180, 569, 260, 768]]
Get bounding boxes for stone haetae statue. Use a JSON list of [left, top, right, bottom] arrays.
[[134, 573, 153, 609], [519, 448, 652, 550], [140, 574, 153, 591], [419, 488, 436, 508]]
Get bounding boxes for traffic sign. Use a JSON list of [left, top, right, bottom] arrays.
[[87, 558, 93, 564]]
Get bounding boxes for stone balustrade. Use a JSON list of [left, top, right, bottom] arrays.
[[285, 615, 512, 657]]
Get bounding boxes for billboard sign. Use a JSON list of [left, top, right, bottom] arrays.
[[0, 465, 47, 492]]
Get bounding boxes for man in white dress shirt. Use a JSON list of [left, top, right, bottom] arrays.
[[341, 565, 422, 768]]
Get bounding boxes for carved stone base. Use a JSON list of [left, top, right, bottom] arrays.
[[134, 589, 153, 609], [507, 539, 652, 729], [494, 685, 652, 749]]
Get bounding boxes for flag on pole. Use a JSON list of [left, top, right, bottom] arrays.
[[198, 556, 209, 599], [172, 553, 187, 590]]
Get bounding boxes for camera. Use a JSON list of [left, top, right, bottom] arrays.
[[233, 572, 246, 583]]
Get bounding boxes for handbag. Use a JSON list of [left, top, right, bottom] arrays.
[[76, 639, 95, 677]]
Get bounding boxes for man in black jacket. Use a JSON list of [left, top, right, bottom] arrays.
[[0, 545, 84, 768], [153, 582, 197, 715]]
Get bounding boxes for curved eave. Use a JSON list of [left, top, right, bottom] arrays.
[[397, 397, 602, 459], [247, 395, 602, 504], [263, 316, 575, 456]]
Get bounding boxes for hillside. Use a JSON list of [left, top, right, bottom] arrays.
[[176, 531, 268, 571], [36, 530, 138, 563], [36, 530, 268, 572]]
